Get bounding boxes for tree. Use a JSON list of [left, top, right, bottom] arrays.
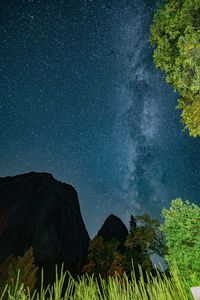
[[161, 198, 200, 286], [122, 239, 151, 278], [136, 214, 165, 257], [123, 214, 164, 277], [150, 0, 200, 137], [129, 215, 137, 232], [82, 236, 124, 278], [83, 215, 164, 280], [0, 247, 38, 292], [108, 254, 124, 277]]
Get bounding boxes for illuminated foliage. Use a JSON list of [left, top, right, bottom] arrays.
[[150, 0, 200, 136], [161, 198, 200, 286]]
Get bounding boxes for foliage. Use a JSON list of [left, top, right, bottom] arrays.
[[161, 198, 200, 287], [0, 265, 192, 300], [108, 254, 125, 278], [123, 214, 164, 276], [126, 214, 165, 257], [82, 236, 124, 278], [0, 247, 38, 293], [121, 246, 151, 278], [83, 214, 165, 279], [150, 0, 200, 137]]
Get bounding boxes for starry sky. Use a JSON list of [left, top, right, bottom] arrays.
[[1, 0, 200, 237]]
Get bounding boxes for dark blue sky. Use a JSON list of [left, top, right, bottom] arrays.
[[1, 0, 200, 237]]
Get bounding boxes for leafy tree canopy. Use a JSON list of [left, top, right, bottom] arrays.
[[123, 214, 165, 276], [161, 198, 200, 286], [82, 236, 124, 278], [130, 214, 164, 257], [150, 0, 200, 137], [0, 247, 38, 292]]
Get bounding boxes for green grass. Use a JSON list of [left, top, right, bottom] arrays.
[[1, 266, 194, 300]]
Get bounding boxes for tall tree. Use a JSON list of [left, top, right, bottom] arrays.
[[123, 214, 164, 277], [129, 215, 137, 232], [150, 0, 200, 137]]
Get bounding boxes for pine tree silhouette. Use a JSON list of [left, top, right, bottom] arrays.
[[129, 215, 137, 232]]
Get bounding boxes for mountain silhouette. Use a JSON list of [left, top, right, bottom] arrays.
[[97, 214, 128, 246], [0, 172, 90, 281]]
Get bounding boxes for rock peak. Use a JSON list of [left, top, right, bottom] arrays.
[[97, 214, 128, 245]]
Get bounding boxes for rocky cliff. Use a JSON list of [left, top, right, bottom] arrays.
[[0, 172, 90, 279]]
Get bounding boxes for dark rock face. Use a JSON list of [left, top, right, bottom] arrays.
[[97, 214, 128, 246], [0, 172, 89, 278]]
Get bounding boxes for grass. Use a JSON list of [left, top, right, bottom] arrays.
[[1, 265, 194, 300]]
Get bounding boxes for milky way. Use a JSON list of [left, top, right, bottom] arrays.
[[1, 0, 200, 237], [114, 0, 200, 225]]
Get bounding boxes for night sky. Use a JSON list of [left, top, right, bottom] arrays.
[[1, 0, 200, 237]]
